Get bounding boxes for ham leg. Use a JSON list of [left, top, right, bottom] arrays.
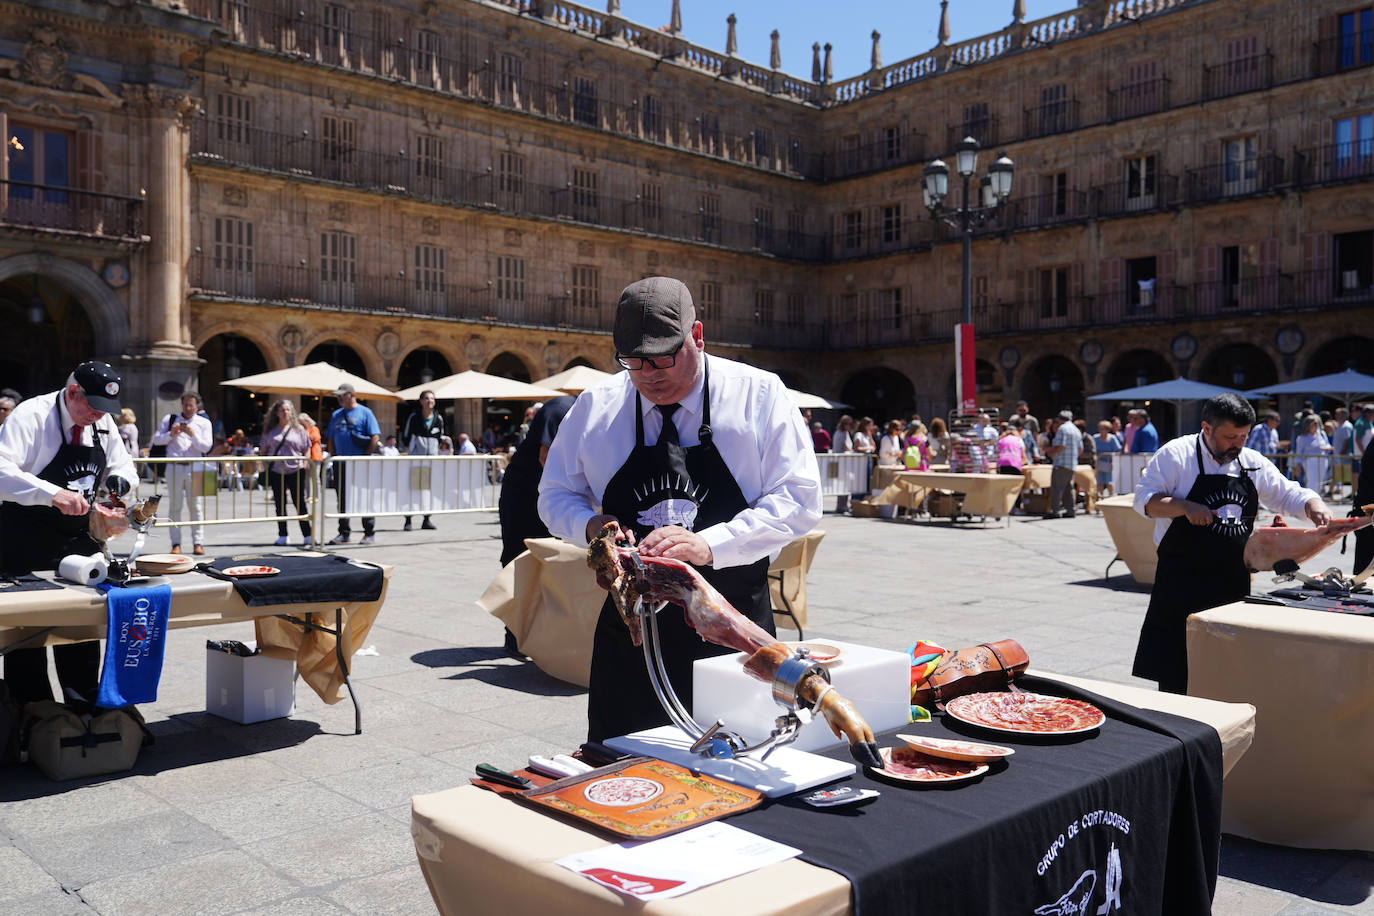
[[588, 527, 880, 768], [1242, 514, 1372, 571]]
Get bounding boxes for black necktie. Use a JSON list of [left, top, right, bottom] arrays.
[[658, 403, 690, 483]]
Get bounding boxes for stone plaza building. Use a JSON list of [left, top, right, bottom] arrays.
[[1, 0, 1372, 437]]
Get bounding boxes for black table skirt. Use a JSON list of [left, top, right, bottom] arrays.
[[200, 554, 384, 607], [730, 675, 1222, 916]]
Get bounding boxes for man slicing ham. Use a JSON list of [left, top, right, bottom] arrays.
[[1132, 393, 1332, 694], [538, 277, 822, 742]]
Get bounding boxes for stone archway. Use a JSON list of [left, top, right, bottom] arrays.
[[1198, 342, 1278, 392], [839, 367, 916, 423], [0, 252, 130, 358]]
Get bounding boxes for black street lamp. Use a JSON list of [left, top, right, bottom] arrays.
[[923, 137, 1014, 415]]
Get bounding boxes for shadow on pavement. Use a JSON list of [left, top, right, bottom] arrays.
[[410, 647, 585, 697], [1067, 575, 1152, 593], [1219, 835, 1374, 905]]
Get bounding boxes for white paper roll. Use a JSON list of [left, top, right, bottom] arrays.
[[58, 552, 108, 586]]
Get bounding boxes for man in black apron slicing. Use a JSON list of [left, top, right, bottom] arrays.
[[0, 361, 139, 708], [539, 277, 824, 742], [1132, 393, 1330, 694]]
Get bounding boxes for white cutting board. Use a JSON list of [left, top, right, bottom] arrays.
[[604, 726, 856, 798]]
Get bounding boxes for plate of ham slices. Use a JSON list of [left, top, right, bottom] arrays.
[[870, 746, 989, 784], [896, 733, 1015, 763], [222, 565, 280, 579], [945, 692, 1105, 735]]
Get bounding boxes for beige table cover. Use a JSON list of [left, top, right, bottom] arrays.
[[1188, 602, 1374, 851], [411, 670, 1255, 916], [0, 562, 391, 705], [479, 535, 826, 688], [1021, 464, 1098, 513], [870, 471, 1024, 519], [1099, 494, 1158, 584]]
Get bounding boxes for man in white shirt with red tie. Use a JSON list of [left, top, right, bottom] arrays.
[[151, 392, 213, 555], [539, 277, 823, 745], [0, 361, 138, 708]]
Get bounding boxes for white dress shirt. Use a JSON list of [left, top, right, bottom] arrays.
[[151, 411, 213, 458], [0, 389, 138, 506], [1133, 433, 1319, 545], [539, 353, 823, 569]]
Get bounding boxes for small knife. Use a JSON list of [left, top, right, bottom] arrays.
[[475, 763, 531, 789]]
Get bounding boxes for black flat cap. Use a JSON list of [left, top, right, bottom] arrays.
[[613, 277, 693, 357]]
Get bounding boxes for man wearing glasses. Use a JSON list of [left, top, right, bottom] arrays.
[[539, 277, 823, 742]]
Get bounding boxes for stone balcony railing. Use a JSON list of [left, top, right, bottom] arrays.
[[0, 180, 146, 243]]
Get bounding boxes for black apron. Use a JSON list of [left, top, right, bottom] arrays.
[[587, 366, 774, 742], [0, 393, 107, 575], [1132, 436, 1257, 693]]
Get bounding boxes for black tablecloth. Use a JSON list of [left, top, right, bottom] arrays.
[[731, 675, 1223, 916], [200, 554, 384, 607], [1247, 587, 1374, 615]]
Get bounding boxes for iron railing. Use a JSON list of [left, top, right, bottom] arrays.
[[1093, 174, 1179, 218], [1312, 27, 1374, 77], [1292, 142, 1374, 187], [1184, 154, 1284, 203], [1107, 78, 1171, 121], [1201, 52, 1273, 101], [1022, 99, 1080, 140], [1012, 190, 1091, 229], [0, 180, 144, 241]]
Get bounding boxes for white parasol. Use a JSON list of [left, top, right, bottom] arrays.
[[220, 362, 402, 401], [394, 370, 564, 401]]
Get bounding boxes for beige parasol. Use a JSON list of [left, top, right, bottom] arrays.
[[538, 365, 616, 394], [220, 362, 403, 401], [394, 370, 564, 401]]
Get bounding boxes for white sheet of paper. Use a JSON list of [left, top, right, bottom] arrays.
[[555, 821, 802, 900]]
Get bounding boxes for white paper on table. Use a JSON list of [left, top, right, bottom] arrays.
[[555, 821, 802, 901]]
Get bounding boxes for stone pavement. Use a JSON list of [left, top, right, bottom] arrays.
[[2, 507, 1372, 914]]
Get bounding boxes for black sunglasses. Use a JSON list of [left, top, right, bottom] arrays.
[[615, 341, 684, 371]]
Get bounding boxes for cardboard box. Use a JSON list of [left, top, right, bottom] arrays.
[[850, 499, 883, 518], [928, 491, 960, 517], [206, 642, 296, 724]]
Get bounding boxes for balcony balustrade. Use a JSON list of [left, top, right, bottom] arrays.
[[0, 180, 144, 241], [1184, 154, 1283, 203], [1293, 142, 1374, 187]]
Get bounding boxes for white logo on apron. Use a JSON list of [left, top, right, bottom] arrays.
[[637, 498, 699, 530], [633, 474, 709, 531]]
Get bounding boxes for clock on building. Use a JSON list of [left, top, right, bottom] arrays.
[[1275, 326, 1304, 355], [1170, 334, 1198, 361], [102, 262, 130, 289], [1079, 339, 1103, 365]]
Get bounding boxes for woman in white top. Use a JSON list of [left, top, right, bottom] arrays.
[[1294, 415, 1332, 496], [259, 399, 313, 546], [853, 417, 877, 454], [831, 415, 854, 453], [877, 419, 906, 467], [117, 408, 139, 458]]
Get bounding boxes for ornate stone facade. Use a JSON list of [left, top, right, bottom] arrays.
[[1, 0, 1371, 435]]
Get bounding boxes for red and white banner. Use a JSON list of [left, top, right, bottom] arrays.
[[955, 323, 977, 414]]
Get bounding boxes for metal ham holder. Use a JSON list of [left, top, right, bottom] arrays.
[[628, 551, 830, 761]]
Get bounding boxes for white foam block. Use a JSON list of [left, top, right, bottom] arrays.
[[693, 638, 911, 752], [604, 726, 855, 798]]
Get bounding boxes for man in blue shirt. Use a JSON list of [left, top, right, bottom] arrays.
[[326, 383, 380, 545], [1044, 410, 1083, 518], [1245, 410, 1280, 455], [1132, 409, 1160, 454]]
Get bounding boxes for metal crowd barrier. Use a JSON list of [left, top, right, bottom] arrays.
[[1110, 450, 1355, 504], [132, 453, 508, 542]]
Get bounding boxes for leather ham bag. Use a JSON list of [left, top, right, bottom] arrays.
[[910, 639, 1030, 708]]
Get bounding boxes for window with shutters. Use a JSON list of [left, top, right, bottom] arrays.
[[878, 288, 902, 330], [1220, 244, 1258, 308], [415, 134, 444, 181], [413, 30, 440, 84], [498, 53, 523, 105], [699, 112, 721, 155], [1037, 84, 1069, 136], [973, 274, 989, 309], [1334, 230, 1374, 295], [319, 231, 357, 305], [698, 193, 721, 242], [753, 205, 774, 249], [962, 102, 990, 144], [571, 265, 599, 311], [884, 126, 903, 162], [754, 289, 774, 326], [573, 78, 598, 126], [572, 167, 599, 221], [787, 211, 804, 252], [1125, 256, 1157, 313], [413, 244, 446, 310], [642, 95, 663, 141], [5, 123, 71, 198], [699, 281, 721, 322], [788, 137, 804, 173], [840, 292, 858, 323], [786, 292, 804, 326], [639, 181, 662, 228], [1222, 135, 1259, 194], [1334, 114, 1374, 175], [840, 134, 861, 173], [1214, 35, 1262, 97], [214, 0, 251, 38], [321, 115, 356, 181], [1125, 154, 1157, 210], [754, 129, 772, 168], [1038, 267, 1069, 319], [211, 216, 254, 295], [214, 93, 252, 147], [882, 204, 902, 244], [497, 150, 524, 196], [322, 4, 354, 61], [843, 211, 863, 249], [1035, 171, 1069, 223], [1339, 8, 1373, 69], [495, 256, 525, 303]]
